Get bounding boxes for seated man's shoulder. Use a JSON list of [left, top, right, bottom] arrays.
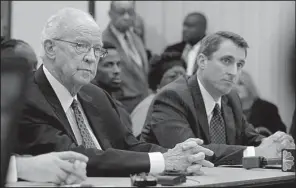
[[161, 75, 189, 92], [227, 89, 239, 96], [81, 83, 108, 98], [164, 41, 186, 53], [226, 90, 246, 114], [81, 83, 119, 108], [154, 75, 191, 102]]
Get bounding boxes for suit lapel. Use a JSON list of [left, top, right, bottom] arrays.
[[130, 32, 148, 74], [34, 66, 77, 143], [187, 75, 210, 143], [78, 90, 112, 150], [221, 96, 236, 145], [106, 25, 147, 78]]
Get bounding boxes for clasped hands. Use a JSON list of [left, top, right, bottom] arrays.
[[163, 138, 214, 175], [255, 131, 295, 158], [16, 151, 88, 185]]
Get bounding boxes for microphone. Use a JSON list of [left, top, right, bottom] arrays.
[[242, 156, 281, 169], [243, 149, 295, 172]]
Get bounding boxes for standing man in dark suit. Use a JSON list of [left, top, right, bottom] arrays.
[[164, 12, 207, 76], [142, 31, 295, 165], [103, 1, 150, 113], [17, 7, 215, 177]]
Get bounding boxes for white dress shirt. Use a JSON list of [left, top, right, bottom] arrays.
[[43, 66, 102, 149], [197, 76, 255, 157], [183, 42, 201, 76]]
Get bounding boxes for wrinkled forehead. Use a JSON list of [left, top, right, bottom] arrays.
[[60, 15, 102, 45], [114, 1, 134, 8]]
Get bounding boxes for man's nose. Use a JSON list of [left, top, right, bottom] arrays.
[[84, 48, 97, 63], [123, 12, 131, 19], [227, 64, 238, 75], [113, 64, 121, 74]]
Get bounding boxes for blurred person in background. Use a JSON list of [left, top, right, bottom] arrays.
[[1, 43, 88, 185], [133, 13, 153, 61], [1, 39, 38, 71], [92, 41, 133, 132], [103, 1, 150, 113], [234, 70, 286, 136], [131, 52, 186, 138], [164, 12, 207, 76]]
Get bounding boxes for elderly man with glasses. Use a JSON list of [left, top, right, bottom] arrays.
[[16, 8, 215, 178]]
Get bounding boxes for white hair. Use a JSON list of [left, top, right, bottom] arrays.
[[39, 7, 98, 60]]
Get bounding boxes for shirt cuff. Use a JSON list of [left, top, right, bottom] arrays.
[[243, 146, 256, 157], [6, 155, 18, 183], [148, 152, 165, 174]]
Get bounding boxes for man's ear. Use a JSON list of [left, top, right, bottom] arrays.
[[108, 10, 113, 19], [43, 39, 56, 60], [196, 53, 208, 70]]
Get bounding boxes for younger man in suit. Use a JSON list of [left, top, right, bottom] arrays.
[[92, 41, 133, 132], [142, 31, 295, 165]]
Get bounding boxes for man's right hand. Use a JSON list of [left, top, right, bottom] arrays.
[[16, 151, 88, 185], [163, 138, 214, 174]]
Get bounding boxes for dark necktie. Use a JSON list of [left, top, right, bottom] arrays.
[[210, 104, 227, 144], [124, 34, 142, 67], [71, 99, 97, 149]]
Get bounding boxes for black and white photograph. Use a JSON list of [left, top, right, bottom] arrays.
[[1, 1, 295, 187]]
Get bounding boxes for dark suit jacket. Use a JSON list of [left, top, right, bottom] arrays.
[[16, 67, 167, 177], [103, 25, 149, 113], [113, 97, 133, 133], [164, 41, 186, 54], [247, 98, 286, 133], [163, 41, 199, 74], [141, 75, 265, 165]]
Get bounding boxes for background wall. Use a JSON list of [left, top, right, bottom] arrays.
[[11, 1, 88, 68], [135, 1, 295, 131], [1, 1, 11, 38], [95, 1, 111, 32]]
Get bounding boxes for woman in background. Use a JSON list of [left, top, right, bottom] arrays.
[[235, 71, 286, 136], [131, 52, 186, 138]]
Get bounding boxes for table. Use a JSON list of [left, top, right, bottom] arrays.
[[6, 167, 295, 187]]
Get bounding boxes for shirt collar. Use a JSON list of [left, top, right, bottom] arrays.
[[185, 41, 201, 50], [110, 24, 133, 39], [197, 76, 221, 116], [43, 66, 77, 112]]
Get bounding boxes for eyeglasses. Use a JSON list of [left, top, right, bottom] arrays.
[[52, 38, 108, 58], [112, 8, 135, 16]]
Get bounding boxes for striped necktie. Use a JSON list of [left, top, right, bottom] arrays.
[[71, 99, 97, 149]]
